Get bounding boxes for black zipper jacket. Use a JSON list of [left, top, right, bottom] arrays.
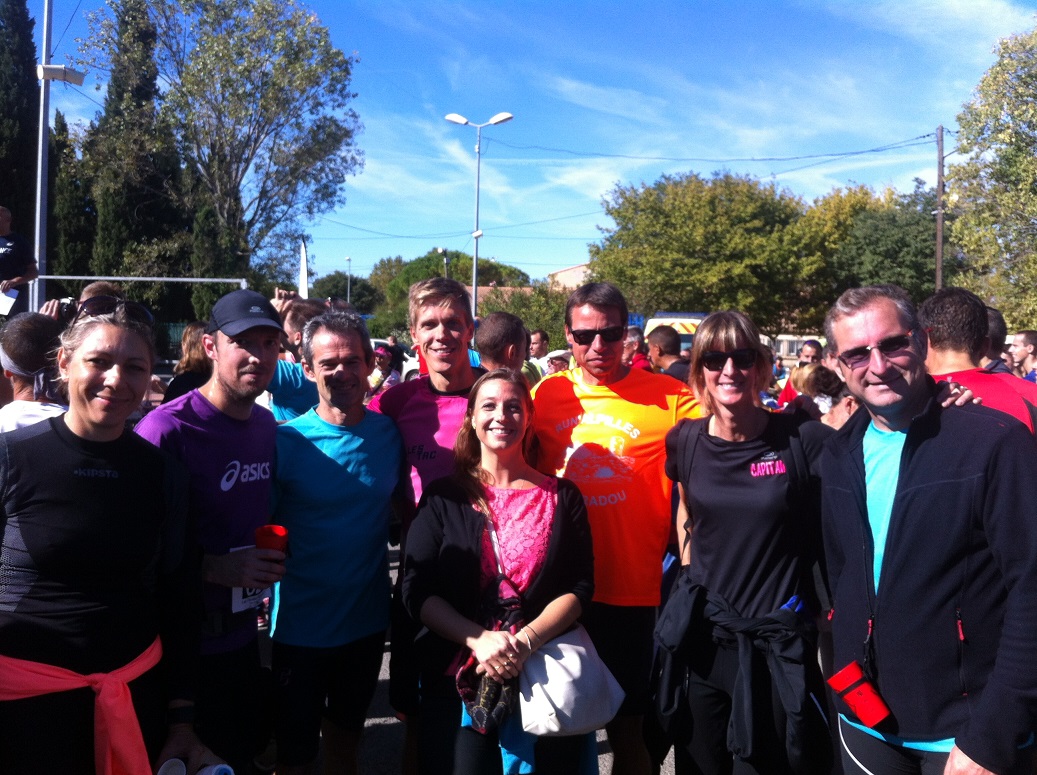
[[821, 382, 1037, 772]]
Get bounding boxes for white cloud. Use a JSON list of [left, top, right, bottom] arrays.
[[816, 0, 1035, 63], [543, 76, 670, 124], [541, 159, 630, 200]]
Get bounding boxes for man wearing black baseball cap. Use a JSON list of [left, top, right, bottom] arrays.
[[136, 288, 286, 771], [206, 288, 283, 337]]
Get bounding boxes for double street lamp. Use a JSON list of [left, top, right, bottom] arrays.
[[444, 111, 513, 318]]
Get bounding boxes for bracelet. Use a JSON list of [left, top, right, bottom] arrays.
[[167, 705, 195, 726], [520, 629, 534, 651], [525, 623, 541, 646]]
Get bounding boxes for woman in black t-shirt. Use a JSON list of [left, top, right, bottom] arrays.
[[0, 300, 218, 774], [662, 311, 832, 775]]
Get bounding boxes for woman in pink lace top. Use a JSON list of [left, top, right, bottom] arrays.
[[403, 369, 596, 774]]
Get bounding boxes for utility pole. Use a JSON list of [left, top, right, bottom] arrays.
[[936, 124, 944, 291], [437, 247, 449, 278]]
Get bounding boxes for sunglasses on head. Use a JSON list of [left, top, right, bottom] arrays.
[[72, 295, 155, 327], [836, 332, 914, 370], [702, 348, 757, 371], [569, 326, 625, 346]]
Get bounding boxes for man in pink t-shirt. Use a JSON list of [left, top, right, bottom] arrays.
[[367, 277, 481, 772], [368, 278, 481, 530], [920, 287, 1037, 433]]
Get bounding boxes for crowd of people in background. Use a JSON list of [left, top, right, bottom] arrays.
[[3, 215, 1037, 775]]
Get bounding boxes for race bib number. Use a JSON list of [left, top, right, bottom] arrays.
[[232, 584, 269, 613], [229, 544, 270, 613]]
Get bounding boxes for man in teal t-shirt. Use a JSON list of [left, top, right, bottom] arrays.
[[270, 310, 403, 775]]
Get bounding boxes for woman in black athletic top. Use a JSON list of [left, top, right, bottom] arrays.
[[0, 300, 217, 774], [662, 311, 832, 775]]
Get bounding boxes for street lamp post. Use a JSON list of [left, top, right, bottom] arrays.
[[346, 256, 351, 304], [444, 111, 513, 318], [33, 0, 85, 312]]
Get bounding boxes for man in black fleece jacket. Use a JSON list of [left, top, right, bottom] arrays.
[[821, 284, 1037, 775]]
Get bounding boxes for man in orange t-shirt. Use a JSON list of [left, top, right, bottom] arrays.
[[531, 282, 702, 775]]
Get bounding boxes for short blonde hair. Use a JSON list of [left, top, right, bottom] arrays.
[[408, 277, 473, 329], [688, 311, 771, 416]]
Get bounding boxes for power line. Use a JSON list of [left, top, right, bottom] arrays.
[[315, 217, 468, 240], [52, 81, 106, 112], [492, 133, 936, 165], [770, 139, 934, 176], [314, 210, 604, 241], [476, 211, 602, 232], [486, 235, 597, 241], [51, 0, 84, 55]]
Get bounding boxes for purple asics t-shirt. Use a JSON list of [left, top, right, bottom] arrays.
[[136, 389, 277, 654]]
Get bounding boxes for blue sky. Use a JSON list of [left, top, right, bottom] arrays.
[[36, 0, 1037, 283]]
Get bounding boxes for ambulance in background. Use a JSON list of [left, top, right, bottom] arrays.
[[644, 312, 709, 352]]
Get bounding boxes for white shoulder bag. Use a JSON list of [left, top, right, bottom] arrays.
[[518, 623, 625, 736]]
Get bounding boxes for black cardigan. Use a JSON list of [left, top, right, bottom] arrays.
[[821, 384, 1037, 772], [402, 475, 594, 683]]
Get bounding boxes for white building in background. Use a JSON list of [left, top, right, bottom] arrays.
[[548, 263, 589, 289]]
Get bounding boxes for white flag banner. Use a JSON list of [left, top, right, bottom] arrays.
[[298, 241, 309, 298]]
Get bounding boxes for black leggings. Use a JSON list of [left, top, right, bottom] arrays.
[[676, 638, 831, 775]]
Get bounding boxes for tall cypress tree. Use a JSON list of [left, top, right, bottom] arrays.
[[189, 198, 248, 320], [85, 0, 185, 280], [51, 111, 96, 296], [0, 0, 39, 239]]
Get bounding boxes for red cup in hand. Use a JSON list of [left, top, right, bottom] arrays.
[[255, 524, 289, 553]]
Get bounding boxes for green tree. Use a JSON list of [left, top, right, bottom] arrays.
[[383, 249, 528, 314], [443, 253, 531, 290], [367, 249, 530, 335], [951, 25, 1037, 327], [312, 271, 383, 314], [830, 181, 954, 305], [188, 201, 245, 320], [786, 185, 887, 330], [50, 111, 96, 297], [481, 279, 570, 349], [588, 172, 804, 339], [369, 256, 406, 298], [370, 252, 457, 335], [145, 0, 362, 275], [83, 0, 187, 291], [0, 0, 38, 237]]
